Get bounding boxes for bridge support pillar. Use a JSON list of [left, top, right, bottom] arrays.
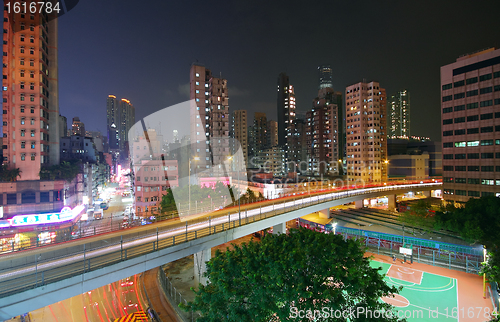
[[273, 222, 286, 235], [354, 200, 364, 209], [194, 248, 211, 286], [422, 190, 431, 198], [387, 195, 396, 211], [318, 208, 331, 219]]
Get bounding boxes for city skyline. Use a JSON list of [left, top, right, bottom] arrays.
[[42, 0, 500, 142]]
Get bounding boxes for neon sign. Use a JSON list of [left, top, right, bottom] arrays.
[[9, 205, 85, 227]]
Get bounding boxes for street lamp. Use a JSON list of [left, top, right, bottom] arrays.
[[227, 156, 240, 213], [188, 156, 200, 212], [483, 246, 488, 299]]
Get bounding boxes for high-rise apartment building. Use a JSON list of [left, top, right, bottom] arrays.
[[318, 65, 333, 90], [345, 81, 387, 183], [440, 47, 500, 202], [254, 112, 268, 153], [231, 110, 248, 166], [58, 115, 67, 138], [71, 116, 85, 136], [290, 118, 308, 173], [306, 88, 342, 176], [190, 64, 230, 175], [388, 90, 410, 138], [2, 8, 59, 180], [267, 120, 278, 147], [277, 73, 296, 170], [106, 95, 135, 155]]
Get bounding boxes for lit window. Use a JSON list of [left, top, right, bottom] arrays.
[[195, 81, 199, 85], [195, 73, 199, 77]]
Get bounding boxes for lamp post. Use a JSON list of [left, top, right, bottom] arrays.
[[188, 156, 200, 212], [483, 246, 488, 299], [227, 156, 240, 213]]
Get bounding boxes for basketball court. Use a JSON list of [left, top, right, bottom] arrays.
[[368, 252, 495, 322]]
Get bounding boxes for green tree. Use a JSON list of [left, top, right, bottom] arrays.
[[0, 165, 22, 182], [434, 196, 500, 284], [39, 159, 81, 182], [183, 228, 404, 322], [159, 188, 176, 212], [398, 200, 434, 236]]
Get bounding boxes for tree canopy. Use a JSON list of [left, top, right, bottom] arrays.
[[184, 228, 404, 322], [0, 164, 21, 182], [434, 196, 500, 283], [397, 200, 435, 236], [39, 159, 82, 182]]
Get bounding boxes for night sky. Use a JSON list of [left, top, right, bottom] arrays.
[[57, 0, 500, 142]]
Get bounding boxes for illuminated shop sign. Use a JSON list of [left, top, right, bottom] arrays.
[[9, 205, 85, 227]]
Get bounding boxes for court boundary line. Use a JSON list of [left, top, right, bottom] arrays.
[[375, 260, 459, 321], [386, 277, 456, 292], [386, 264, 423, 285], [372, 259, 461, 280]]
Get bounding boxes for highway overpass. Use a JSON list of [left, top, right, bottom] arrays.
[[0, 181, 441, 319]]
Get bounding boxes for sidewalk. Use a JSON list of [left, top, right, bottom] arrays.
[[160, 234, 259, 321], [141, 268, 182, 322]]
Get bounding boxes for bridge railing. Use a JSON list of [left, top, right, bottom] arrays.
[[0, 182, 442, 298]]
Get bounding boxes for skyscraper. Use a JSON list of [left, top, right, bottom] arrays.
[[254, 112, 268, 153], [58, 115, 67, 138], [2, 8, 59, 180], [190, 64, 229, 175], [318, 65, 333, 90], [440, 47, 500, 202], [388, 90, 410, 138], [306, 88, 343, 176], [345, 80, 387, 183], [231, 110, 248, 166], [267, 120, 278, 147], [71, 117, 85, 136], [106, 95, 135, 155], [277, 73, 296, 169]]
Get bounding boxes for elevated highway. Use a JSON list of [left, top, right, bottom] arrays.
[[0, 181, 441, 319]]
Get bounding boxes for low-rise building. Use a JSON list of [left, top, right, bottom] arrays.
[[388, 153, 429, 180], [134, 159, 178, 216]]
